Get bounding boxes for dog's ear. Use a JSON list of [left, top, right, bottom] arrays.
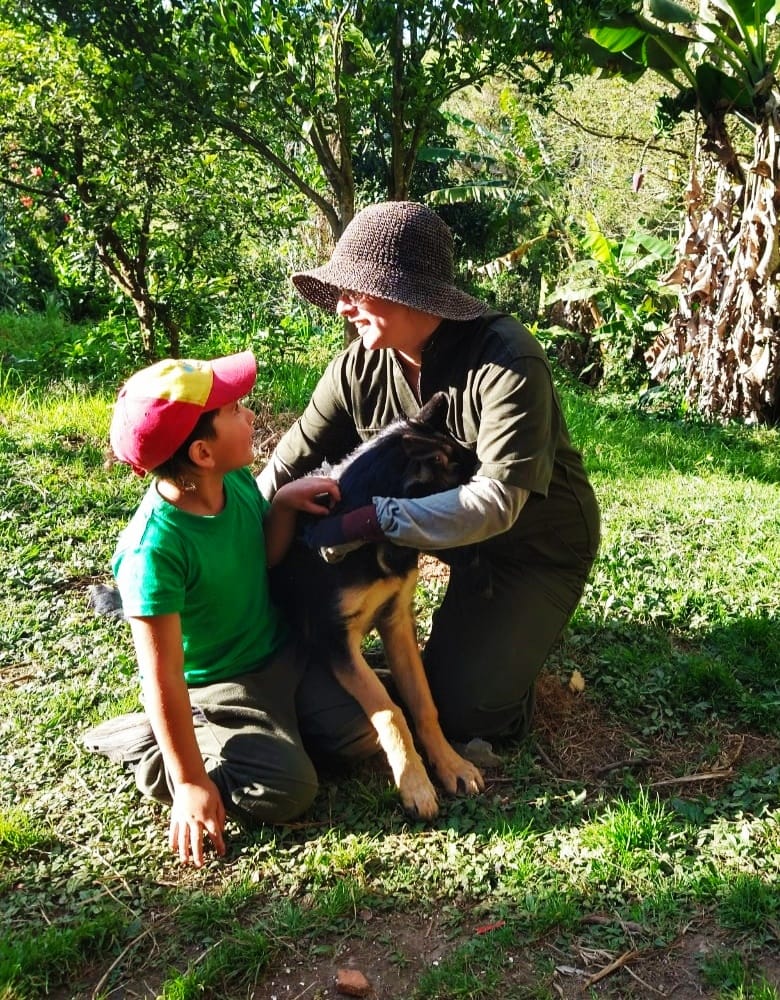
[[401, 432, 455, 464], [414, 391, 449, 431]]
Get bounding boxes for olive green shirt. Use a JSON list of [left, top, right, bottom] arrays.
[[260, 311, 597, 553]]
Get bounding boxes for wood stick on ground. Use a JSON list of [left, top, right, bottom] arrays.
[[91, 926, 154, 1000], [595, 757, 660, 776], [649, 769, 734, 788], [290, 984, 316, 1000], [580, 948, 638, 991], [624, 963, 668, 995], [534, 744, 563, 777]]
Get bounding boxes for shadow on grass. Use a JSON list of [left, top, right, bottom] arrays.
[[4, 703, 779, 999], [573, 614, 780, 737]]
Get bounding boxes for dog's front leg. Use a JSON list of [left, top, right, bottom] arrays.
[[378, 579, 484, 798], [332, 650, 440, 820]]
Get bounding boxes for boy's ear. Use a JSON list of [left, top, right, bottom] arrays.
[[187, 437, 216, 470]]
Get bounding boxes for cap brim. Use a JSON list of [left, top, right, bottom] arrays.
[[205, 350, 257, 409]]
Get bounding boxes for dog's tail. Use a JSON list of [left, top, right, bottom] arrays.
[[88, 583, 125, 618]]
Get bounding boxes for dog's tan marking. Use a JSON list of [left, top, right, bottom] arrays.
[[331, 561, 483, 818], [337, 577, 401, 632], [376, 571, 484, 799]]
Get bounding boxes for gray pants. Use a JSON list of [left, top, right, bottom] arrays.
[[134, 643, 377, 824], [424, 494, 600, 741]]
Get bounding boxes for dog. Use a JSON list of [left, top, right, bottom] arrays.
[[269, 392, 484, 819]]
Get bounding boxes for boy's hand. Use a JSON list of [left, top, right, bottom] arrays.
[[273, 476, 340, 515], [169, 777, 226, 867]]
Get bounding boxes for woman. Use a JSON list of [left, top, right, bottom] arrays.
[[258, 201, 600, 742]]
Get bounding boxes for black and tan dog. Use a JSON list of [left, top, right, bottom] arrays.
[[269, 392, 484, 819]]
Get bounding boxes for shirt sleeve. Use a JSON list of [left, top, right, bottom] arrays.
[[114, 543, 186, 618], [374, 477, 529, 550], [257, 451, 294, 501], [472, 357, 557, 494], [257, 353, 360, 501]]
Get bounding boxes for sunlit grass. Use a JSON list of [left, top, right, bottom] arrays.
[[1, 375, 778, 998]]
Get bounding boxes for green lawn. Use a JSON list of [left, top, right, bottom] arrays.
[[1, 379, 779, 999]]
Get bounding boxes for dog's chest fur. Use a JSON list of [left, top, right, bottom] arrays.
[[337, 564, 417, 631]]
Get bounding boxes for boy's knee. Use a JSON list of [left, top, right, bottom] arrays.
[[227, 768, 318, 824], [220, 757, 319, 825], [134, 745, 320, 824]]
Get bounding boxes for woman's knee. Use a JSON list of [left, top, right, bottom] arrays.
[[433, 682, 536, 742]]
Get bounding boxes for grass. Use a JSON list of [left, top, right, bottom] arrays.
[[1, 359, 779, 999]]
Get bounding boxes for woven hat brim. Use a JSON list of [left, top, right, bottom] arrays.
[[292, 264, 487, 322]]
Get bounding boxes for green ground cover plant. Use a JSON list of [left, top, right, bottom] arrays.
[[1, 352, 778, 999]]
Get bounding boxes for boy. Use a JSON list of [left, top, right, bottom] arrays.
[[84, 352, 376, 866]]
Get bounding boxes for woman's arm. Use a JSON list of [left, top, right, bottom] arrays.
[[375, 477, 529, 549], [128, 613, 226, 867]]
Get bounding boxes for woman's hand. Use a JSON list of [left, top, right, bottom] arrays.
[[303, 503, 384, 562], [169, 777, 226, 867]]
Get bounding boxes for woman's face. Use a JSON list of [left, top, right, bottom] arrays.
[[335, 290, 438, 357]]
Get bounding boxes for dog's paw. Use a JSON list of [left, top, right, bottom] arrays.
[[434, 753, 485, 797], [398, 772, 439, 820]]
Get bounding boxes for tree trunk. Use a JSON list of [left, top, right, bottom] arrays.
[[96, 226, 181, 361], [647, 114, 780, 424], [133, 295, 156, 360]]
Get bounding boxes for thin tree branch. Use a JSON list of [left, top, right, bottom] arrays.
[[581, 949, 639, 991], [212, 114, 340, 236], [551, 107, 690, 158]]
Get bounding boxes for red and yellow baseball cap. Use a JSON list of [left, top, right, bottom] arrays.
[[109, 351, 257, 475]]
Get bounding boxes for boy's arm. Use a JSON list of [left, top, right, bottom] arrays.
[[263, 475, 341, 568], [127, 613, 226, 867]]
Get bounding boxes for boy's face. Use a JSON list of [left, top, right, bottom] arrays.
[[208, 400, 256, 471]]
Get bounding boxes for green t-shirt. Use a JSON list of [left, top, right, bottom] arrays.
[[113, 467, 288, 685]]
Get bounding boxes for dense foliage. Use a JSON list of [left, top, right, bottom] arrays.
[[2, 0, 779, 421]]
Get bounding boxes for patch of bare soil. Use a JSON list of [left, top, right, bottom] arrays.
[[532, 671, 780, 800], [256, 908, 503, 1000], [538, 919, 780, 999], [617, 924, 780, 999], [251, 909, 780, 999], [70, 910, 780, 1000]]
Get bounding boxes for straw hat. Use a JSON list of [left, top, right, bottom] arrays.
[[292, 201, 486, 321]]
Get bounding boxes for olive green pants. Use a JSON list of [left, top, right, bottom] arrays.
[[134, 642, 377, 824], [424, 494, 600, 741]]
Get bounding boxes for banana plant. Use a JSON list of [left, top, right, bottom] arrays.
[[586, 0, 780, 178], [543, 211, 676, 388], [585, 0, 780, 422]]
